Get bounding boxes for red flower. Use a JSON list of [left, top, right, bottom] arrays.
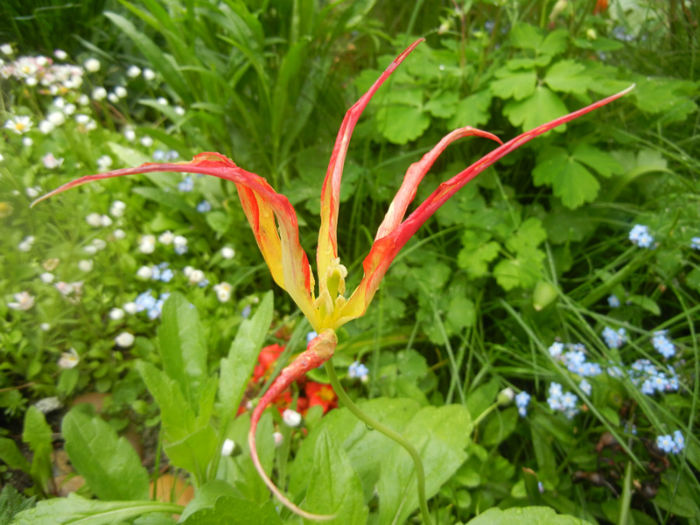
[[304, 381, 337, 414], [252, 343, 285, 382]]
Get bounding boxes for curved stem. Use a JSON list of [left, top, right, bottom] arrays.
[[324, 361, 433, 525]]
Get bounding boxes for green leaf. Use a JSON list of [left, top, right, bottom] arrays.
[[482, 407, 518, 446], [573, 143, 622, 177], [62, 406, 149, 501], [22, 406, 52, 493], [205, 211, 231, 235], [545, 60, 590, 94], [304, 429, 368, 523], [538, 30, 569, 60], [107, 142, 152, 167], [0, 437, 30, 472], [626, 295, 661, 315], [11, 493, 182, 525], [446, 296, 476, 331], [158, 292, 208, 407], [376, 405, 472, 524], [506, 217, 547, 254], [448, 90, 492, 128], [219, 291, 273, 415], [0, 485, 34, 524], [375, 105, 430, 145], [509, 23, 543, 50], [491, 69, 537, 101], [181, 496, 281, 525], [466, 505, 588, 524], [457, 231, 500, 278], [425, 90, 458, 119], [532, 146, 601, 209], [493, 246, 545, 291], [503, 86, 569, 132]]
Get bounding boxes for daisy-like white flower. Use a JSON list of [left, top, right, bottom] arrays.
[[282, 409, 302, 427], [18, 235, 35, 252], [114, 86, 127, 98], [8, 291, 34, 310], [86, 212, 102, 227], [126, 65, 141, 78], [58, 348, 79, 369], [110, 200, 126, 217], [140, 135, 153, 147], [78, 259, 93, 272], [136, 265, 153, 280], [54, 49, 67, 60], [173, 235, 188, 254], [1, 43, 14, 56], [221, 246, 235, 259], [109, 307, 125, 320], [47, 111, 65, 126], [40, 272, 54, 283], [139, 234, 156, 254], [97, 155, 113, 170], [158, 231, 174, 245], [143, 68, 155, 80], [84, 57, 100, 72], [213, 282, 232, 302], [115, 331, 135, 348], [174, 106, 185, 116], [124, 127, 136, 141], [5, 115, 33, 134], [92, 86, 107, 100], [42, 152, 64, 169]]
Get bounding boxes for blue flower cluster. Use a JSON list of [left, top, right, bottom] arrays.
[[178, 175, 194, 192], [134, 290, 170, 319], [628, 359, 680, 395], [151, 262, 174, 283], [547, 382, 579, 419], [691, 237, 700, 251], [515, 391, 531, 417], [652, 330, 675, 359], [196, 200, 211, 213], [656, 430, 684, 454], [152, 149, 179, 161], [602, 326, 627, 349], [607, 294, 621, 308], [549, 342, 603, 377], [348, 361, 369, 381], [629, 224, 654, 248]]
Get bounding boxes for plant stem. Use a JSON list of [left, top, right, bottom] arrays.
[[324, 361, 433, 525], [618, 461, 633, 525]]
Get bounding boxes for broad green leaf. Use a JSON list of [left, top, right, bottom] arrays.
[[179, 480, 239, 522], [532, 146, 601, 208], [466, 505, 587, 524], [573, 143, 622, 177], [626, 295, 661, 315], [107, 142, 152, 166], [545, 60, 590, 94], [11, 493, 181, 525], [491, 69, 537, 101], [158, 292, 208, 407], [538, 30, 569, 60], [304, 429, 368, 524], [181, 496, 282, 525], [493, 246, 545, 291], [219, 292, 273, 415], [376, 404, 472, 524], [62, 407, 149, 501], [228, 412, 275, 504], [375, 105, 430, 144], [425, 90, 458, 119], [506, 217, 547, 254], [482, 407, 518, 446], [0, 437, 30, 472], [22, 406, 52, 493], [466, 378, 500, 421], [503, 86, 569, 132], [0, 485, 34, 524], [448, 90, 492, 128], [446, 296, 476, 331], [509, 23, 543, 50]]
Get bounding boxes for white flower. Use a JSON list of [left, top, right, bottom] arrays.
[[109, 307, 124, 320], [123, 127, 136, 141], [25, 186, 40, 198], [158, 231, 174, 245], [143, 68, 155, 80], [174, 106, 185, 116], [136, 265, 153, 280], [115, 331, 135, 348], [114, 85, 127, 98], [40, 272, 54, 283], [282, 409, 302, 427], [83, 245, 97, 255], [75, 113, 90, 124], [47, 111, 65, 126], [187, 269, 205, 285], [157, 97, 168, 106], [63, 103, 76, 115], [1, 44, 13, 56], [107, 93, 119, 103], [214, 282, 232, 302], [126, 65, 141, 78], [5, 115, 33, 134], [91, 238, 107, 251], [38, 120, 54, 133], [110, 200, 126, 217], [34, 396, 62, 414], [92, 86, 107, 100], [40, 323, 50, 331], [123, 302, 138, 314], [84, 58, 100, 72], [78, 94, 89, 105], [221, 246, 235, 259], [140, 135, 153, 147], [97, 155, 113, 170], [22, 137, 33, 147], [54, 49, 67, 60], [42, 152, 64, 169], [18, 235, 35, 252], [139, 234, 156, 254], [86, 212, 102, 227], [273, 431, 284, 447], [8, 291, 34, 311], [55, 281, 73, 295], [221, 438, 235, 456], [78, 259, 93, 272], [58, 348, 79, 369], [173, 235, 187, 254], [113, 228, 126, 240]]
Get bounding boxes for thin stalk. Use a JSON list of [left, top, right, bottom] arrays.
[[324, 361, 433, 525], [618, 461, 633, 525]]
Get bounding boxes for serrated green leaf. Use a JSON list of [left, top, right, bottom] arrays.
[[457, 230, 500, 278], [11, 493, 181, 525], [446, 296, 476, 331], [491, 69, 537, 100], [510, 23, 543, 50], [448, 90, 492, 128], [545, 60, 590, 94], [62, 407, 149, 501], [573, 143, 623, 177], [425, 90, 458, 119], [506, 217, 547, 254], [538, 29, 569, 60], [158, 293, 208, 407], [493, 247, 545, 290], [466, 505, 587, 524], [503, 86, 569, 132], [533, 147, 601, 208], [304, 429, 368, 523], [375, 105, 430, 144]]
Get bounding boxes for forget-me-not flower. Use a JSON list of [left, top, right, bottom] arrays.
[[629, 224, 654, 248], [515, 391, 531, 417]]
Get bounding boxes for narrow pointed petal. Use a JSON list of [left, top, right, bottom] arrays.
[[339, 86, 634, 324], [34, 153, 319, 327], [316, 38, 424, 293], [375, 127, 502, 240]]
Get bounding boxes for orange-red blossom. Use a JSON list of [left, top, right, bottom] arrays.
[[35, 39, 632, 520]]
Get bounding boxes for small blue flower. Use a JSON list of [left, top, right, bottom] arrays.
[[306, 331, 318, 344], [579, 379, 592, 396], [656, 434, 674, 453], [602, 326, 627, 349], [548, 341, 564, 359], [690, 237, 700, 250], [607, 294, 621, 308], [152, 149, 167, 161], [196, 200, 211, 213], [657, 431, 684, 455], [515, 391, 531, 417], [167, 150, 179, 160], [652, 330, 675, 359], [241, 305, 252, 318], [178, 175, 194, 192], [629, 224, 654, 248], [672, 430, 685, 453], [348, 361, 370, 381]]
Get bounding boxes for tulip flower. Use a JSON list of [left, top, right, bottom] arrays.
[[35, 38, 632, 519]]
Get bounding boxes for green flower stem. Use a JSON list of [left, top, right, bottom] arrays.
[[324, 361, 433, 525]]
